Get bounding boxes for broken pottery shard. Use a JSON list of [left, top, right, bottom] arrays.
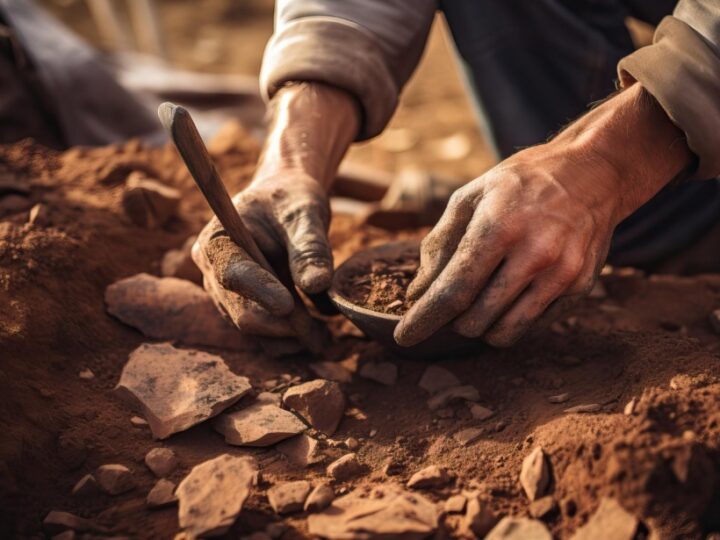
[[570, 498, 638, 540], [122, 172, 181, 228], [177, 454, 257, 539], [564, 403, 602, 414], [444, 494, 466, 514], [282, 379, 346, 436], [418, 365, 460, 394], [427, 385, 480, 411], [327, 453, 363, 481], [105, 273, 248, 350], [43, 511, 107, 536], [464, 496, 498, 538], [161, 236, 202, 284], [485, 517, 552, 540], [407, 465, 451, 489], [147, 479, 177, 508], [453, 427, 484, 447], [308, 484, 438, 540], [276, 434, 323, 467], [548, 393, 569, 404], [115, 342, 252, 439], [468, 404, 495, 421], [145, 448, 178, 477], [309, 361, 353, 383], [267, 480, 312, 514], [71, 474, 99, 497], [359, 362, 398, 385], [96, 464, 134, 495], [520, 447, 550, 501], [305, 483, 335, 512], [213, 402, 306, 447]]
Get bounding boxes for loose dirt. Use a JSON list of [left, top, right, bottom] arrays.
[[1, 134, 719, 539]]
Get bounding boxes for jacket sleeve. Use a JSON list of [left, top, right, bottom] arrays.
[[617, 0, 720, 179], [260, 0, 437, 140]]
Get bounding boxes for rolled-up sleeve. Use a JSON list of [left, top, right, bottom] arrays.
[[260, 0, 437, 140], [618, 0, 720, 179]]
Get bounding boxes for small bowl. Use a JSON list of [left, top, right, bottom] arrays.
[[328, 240, 482, 359]]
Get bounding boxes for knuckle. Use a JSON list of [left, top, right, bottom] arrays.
[[556, 257, 584, 284]]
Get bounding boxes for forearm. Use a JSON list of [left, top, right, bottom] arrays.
[[253, 82, 360, 190]]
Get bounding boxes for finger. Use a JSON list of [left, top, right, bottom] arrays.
[[204, 234, 294, 317], [406, 190, 477, 301], [394, 214, 509, 347]]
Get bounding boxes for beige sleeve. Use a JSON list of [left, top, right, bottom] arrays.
[[260, 1, 437, 140], [617, 0, 720, 179]]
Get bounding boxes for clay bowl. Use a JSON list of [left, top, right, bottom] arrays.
[[328, 240, 482, 359]]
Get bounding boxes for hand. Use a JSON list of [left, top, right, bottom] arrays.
[[394, 84, 694, 347]]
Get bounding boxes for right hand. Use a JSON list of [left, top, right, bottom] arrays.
[[192, 169, 332, 354]]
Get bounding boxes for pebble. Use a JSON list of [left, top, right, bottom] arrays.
[[71, 474, 99, 497], [130, 416, 148, 427], [276, 434, 323, 467], [326, 453, 363, 481], [570, 498, 638, 540], [453, 427, 485, 446], [146, 479, 177, 508], [529, 496, 558, 520], [485, 517, 552, 540], [418, 365, 460, 394], [283, 379, 346, 436], [464, 495, 498, 537], [214, 402, 306, 447], [115, 342, 252, 439], [520, 447, 550, 501], [309, 361, 352, 383], [564, 403, 602, 414], [121, 172, 180, 228], [78, 369, 94, 380], [548, 393, 569, 404], [161, 236, 202, 284], [427, 385, 480, 410], [344, 437, 359, 450], [144, 448, 178, 477], [710, 309, 720, 334], [623, 397, 638, 416], [444, 494, 467, 514], [307, 485, 438, 539], [176, 454, 257, 538], [469, 404, 495, 420], [267, 480, 311, 514], [358, 362, 398, 385], [304, 483, 335, 512], [96, 464, 135, 495], [43, 511, 107, 536], [407, 465, 451, 489]]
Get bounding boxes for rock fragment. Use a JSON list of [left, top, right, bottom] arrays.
[[147, 479, 177, 508], [161, 236, 202, 284], [548, 393, 569, 404], [427, 385, 480, 410], [282, 379, 346, 436], [564, 403, 602, 414], [520, 447, 550, 501], [464, 496, 498, 538], [485, 517, 552, 540], [267, 481, 311, 514], [43, 511, 106, 536], [344, 437, 359, 450], [304, 483, 334, 512], [418, 365, 460, 394], [309, 361, 352, 383], [407, 465, 451, 489], [145, 448, 178, 477], [130, 416, 148, 427], [276, 434, 323, 467], [96, 464, 134, 495], [570, 498, 638, 540], [115, 342, 252, 439], [453, 427, 485, 446], [624, 397, 638, 416], [106, 274, 248, 350], [71, 474, 99, 497], [308, 485, 438, 539], [468, 404, 495, 420], [444, 494, 466, 514], [327, 453, 363, 481], [78, 369, 94, 380], [214, 402, 306, 447], [359, 362, 398, 385], [122, 172, 180, 228], [176, 454, 256, 538], [529, 496, 557, 520]]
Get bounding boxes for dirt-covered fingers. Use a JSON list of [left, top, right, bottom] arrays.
[[214, 286, 297, 338]]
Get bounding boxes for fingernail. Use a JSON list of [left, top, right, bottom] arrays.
[[393, 320, 412, 347], [298, 264, 332, 294], [265, 283, 295, 316]]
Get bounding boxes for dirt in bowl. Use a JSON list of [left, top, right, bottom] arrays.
[[339, 254, 419, 315]]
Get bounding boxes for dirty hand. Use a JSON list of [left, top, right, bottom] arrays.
[[193, 82, 359, 351], [395, 84, 694, 348]]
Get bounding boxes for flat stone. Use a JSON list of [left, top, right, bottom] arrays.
[[309, 361, 353, 383], [115, 342, 252, 439], [214, 402, 306, 447], [529, 496, 557, 520], [147, 479, 177, 508], [106, 274, 248, 350], [486, 517, 552, 540], [283, 379, 346, 436], [548, 393, 569, 404], [71, 474, 99, 497], [520, 447, 550, 501], [161, 236, 202, 284], [267, 480, 312, 514], [327, 453, 363, 481], [407, 465, 451, 489], [308, 485, 438, 539], [571, 498, 638, 540], [564, 403, 602, 414], [43, 511, 107, 536], [177, 454, 257, 538], [130, 416, 148, 427], [709, 309, 720, 334], [359, 362, 398, 385], [122, 172, 181, 228], [96, 464, 134, 495], [304, 483, 334, 512], [276, 434, 323, 467], [418, 365, 460, 394], [464, 496, 498, 538], [453, 427, 485, 446], [444, 494, 466, 514], [427, 385, 480, 410], [145, 448, 178, 477], [468, 404, 495, 420]]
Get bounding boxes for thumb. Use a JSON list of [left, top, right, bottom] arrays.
[[283, 202, 334, 294]]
